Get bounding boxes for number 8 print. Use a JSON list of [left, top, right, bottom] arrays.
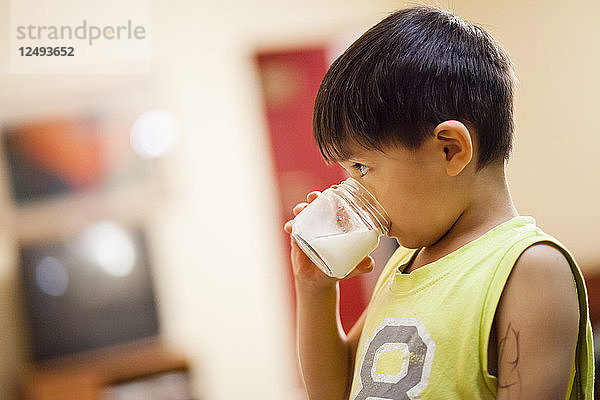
[[353, 318, 435, 400]]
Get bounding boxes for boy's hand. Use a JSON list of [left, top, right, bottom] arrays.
[[283, 189, 375, 292]]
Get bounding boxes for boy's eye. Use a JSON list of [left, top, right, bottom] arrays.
[[351, 163, 369, 177]]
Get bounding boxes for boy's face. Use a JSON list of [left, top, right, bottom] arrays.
[[338, 139, 470, 249]]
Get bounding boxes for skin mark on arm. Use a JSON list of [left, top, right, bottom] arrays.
[[497, 322, 521, 399]]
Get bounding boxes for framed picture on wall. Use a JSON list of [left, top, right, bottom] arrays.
[[2, 112, 149, 205]]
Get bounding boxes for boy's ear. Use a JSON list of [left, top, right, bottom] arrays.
[[433, 120, 473, 176]]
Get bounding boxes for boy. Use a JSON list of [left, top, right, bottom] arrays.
[[283, 5, 594, 399]]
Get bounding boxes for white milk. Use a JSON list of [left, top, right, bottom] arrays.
[[311, 230, 380, 278]]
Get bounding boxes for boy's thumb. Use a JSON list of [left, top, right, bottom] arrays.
[[357, 256, 375, 273], [343, 256, 374, 279]]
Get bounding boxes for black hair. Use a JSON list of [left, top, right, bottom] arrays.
[[313, 5, 516, 169]]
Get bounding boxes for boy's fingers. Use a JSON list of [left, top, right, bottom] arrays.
[[306, 191, 321, 203], [293, 202, 308, 215], [358, 255, 375, 271], [346, 256, 374, 279], [283, 220, 293, 233], [285, 194, 317, 232]]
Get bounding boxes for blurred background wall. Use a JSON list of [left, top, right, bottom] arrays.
[[0, 1, 598, 399]]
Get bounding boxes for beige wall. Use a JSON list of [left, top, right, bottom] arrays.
[[437, 0, 600, 266], [1, 1, 599, 399]]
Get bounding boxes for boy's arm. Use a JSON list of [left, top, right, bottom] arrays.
[[295, 285, 367, 400], [495, 243, 579, 400]]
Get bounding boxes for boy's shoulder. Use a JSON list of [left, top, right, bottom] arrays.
[[500, 241, 578, 324], [512, 242, 575, 285], [500, 240, 579, 320]]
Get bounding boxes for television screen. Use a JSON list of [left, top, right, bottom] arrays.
[[18, 221, 159, 361]]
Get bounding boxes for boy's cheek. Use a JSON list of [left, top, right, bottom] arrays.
[[384, 200, 426, 236], [376, 190, 404, 218]]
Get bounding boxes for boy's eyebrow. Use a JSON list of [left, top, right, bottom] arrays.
[[345, 152, 372, 162], [336, 155, 359, 163]]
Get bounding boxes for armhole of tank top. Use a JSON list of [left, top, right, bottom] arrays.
[[478, 236, 588, 396], [528, 240, 591, 400], [366, 246, 413, 313], [367, 247, 415, 305]]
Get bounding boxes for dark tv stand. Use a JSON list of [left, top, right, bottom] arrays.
[[21, 339, 192, 400]]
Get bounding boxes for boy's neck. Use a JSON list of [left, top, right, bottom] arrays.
[[407, 164, 518, 273]]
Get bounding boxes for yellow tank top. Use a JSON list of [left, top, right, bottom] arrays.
[[348, 216, 594, 399]]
